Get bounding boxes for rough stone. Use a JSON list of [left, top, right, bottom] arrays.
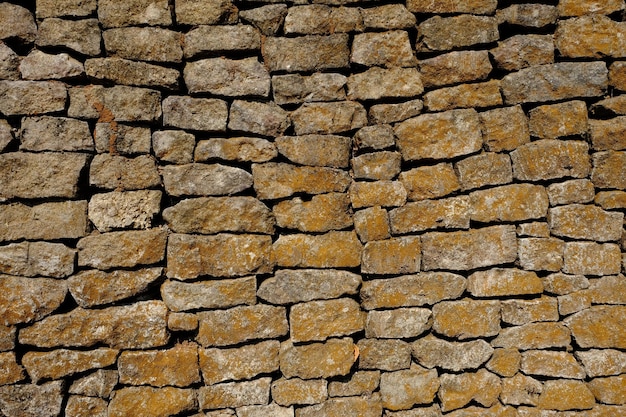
[[196, 305, 287, 347], [362, 4, 414, 29], [366, 308, 430, 339], [37, 18, 101, 56], [558, 0, 624, 16], [238, 403, 294, 417], [549, 204, 623, 242], [565, 305, 626, 348], [520, 350, 585, 379], [161, 276, 256, 312], [563, 242, 622, 275], [486, 348, 521, 377], [381, 367, 440, 410], [0, 201, 88, 242], [78, 229, 167, 270], [103, 27, 182, 62], [284, 5, 362, 34], [591, 95, 626, 116], [109, 387, 197, 417], [348, 67, 422, 101], [470, 184, 549, 223], [229, 100, 290, 137], [418, 15, 499, 52], [361, 237, 421, 275], [595, 191, 626, 209], [90, 154, 160, 191], [351, 152, 401, 181], [291, 102, 367, 135], [65, 396, 107, 417], [354, 206, 391, 242], [433, 299, 501, 340], [468, 268, 543, 297], [491, 34, 554, 72], [85, 58, 179, 90], [263, 35, 349, 72], [68, 268, 161, 307], [239, 5, 287, 36], [297, 395, 383, 417], [358, 339, 411, 371], [161, 164, 252, 197], [498, 4, 558, 27], [556, 15, 626, 59], [438, 370, 501, 412], [412, 335, 493, 371], [0, 3, 37, 43], [0, 241, 75, 278], [200, 341, 279, 385], [492, 322, 570, 350], [456, 153, 513, 191], [328, 371, 379, 398], [0, 381, 63, 417], [395, 109, 483, 161], [547, 179, 595, 206], [273, 231, 362, 268], [162, 96, 228, 131], [20, 50, 84, 80], [576, 349, 626, 378], [257, 269, 361, 305], [368, 100, 424, 125], [399, 163, 460, 201], [559, 290, 593, 316], [351, 31, 416, 68], [37, 0, 96, 18], [168, 313, 198, 332], [0, 275, 66, 326], [291, 298, 365, 342], [184, 25, 260, 58], [536, 380, 595, 411], [175, 0, 237, 25], [118, 343, 200, 387], [69, 85, 162, 122], [502, 62, 608, 104], [164, 197, 274, 234], [0, 81, 66, 116], [588, 275, 626, 304], [20, 116, 91, 152], [195, 137, 276, 163], [610, 61, 626, 91], [273, 193, 352, 233], [185, 58, 270, 97], [501, 297, 560, 326], [167, 233, 273, 279], [511, 140, 591, 181], [19, 301, 169, 349], [89, 190, 161, 232], [272, 73, 347, 105], [280, 338, 356, 379], [406, 0, 497, 14], [349, 181, 407, 208], [500, 374, 543, 406], [529, 100, 588, 139], [0, 326, 15, 352], [390, 197, 470, 235], [424, 80, 502, 112], [590, 116, 626, 151], [592, 151, 626, 189], [98, 0, 171, 27], [479, 105, 530, 152], [517, 222, 551, 238], [542, 272, 590, 295], [419, 51, 492, 88], [518, 238, 565, 272], [588, 375, 626, 405], [22, 348, 118, 383], [95, 122, 151, 155], [0, 43, 19, 81], [360, 272, 466, 310], [277, 135, 350, 168], [354, 125, 395, 150], [69, 369, 118, 398], [271, 378, 327, 406]]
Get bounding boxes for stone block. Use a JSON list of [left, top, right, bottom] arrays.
[[491, 34, 554, 72], [37, 0, 96, 18], [284, 5, 362, 34], [168, 313, 198, 332], [0, 43, 19, 81], [479, 105, 530, 152], [558, 290, 593, 316], [89, 190, 161, 232], [68, 369, 118, 398], [368, 100, 424, 125], [351, 151, 401, 181], [367, 308, 431, 339], [20, 50, 84, 80], [184, 25, 260, 58], [418, 15, 499, 52], [501, 297, 559, 326], [381, 367, 440, 410], [589, 375, 626, 405], [280, 338, 356, 379], [498, 4, 557, 27], [399, 163, 460, 201], [565, 305, 626, 348], [406, 0, 496, 14], [328, 371, 379, 397], [69, 85, 162, 122], [272, 73, 347, 105], [185, 57, 269, 97], [0, 81, 66, 116], [85, 58, 179, 90], [486, 349, 520, 378], [589, 275, 626, 304], [547, 179, 595, 206], [103, 27, 182, 62], [577, 349, 626, 378], [558, 0, 624, 16], [273, 193, 352, 233], [23, 348, 118, 383], [296, 395, 383, 417], [468, 268, 543, 297], [0, 3, 36, 43], [94, 121, 151, 155], [273, 231, 362, 268], [65, 396, 107, 417], [470, 184, 549, 223], [557, 15, 626, 58], [517, 222, 551, 238], [118, 344, 199, 387], [355, 125, 395, 150], [161, 276, 256, 312], [354, 207, 391, 242], [361, 236, 421, 275], [438, 370, 501, 412], [549, 204, 623, 241], [529, 100, 588, 139], [0, 276, 67, 326], [162, 164, 252, 197], [591, 95, 626, 116], [229, 100, 290, 137], [20, 116, 92, 152], [272, 378, 327, 406], [162, 96, 228, 131], [492, 322, 570, 349], [595, 190, 626, 209], [238, 403, 294, 417], [362, 4, 414, 29], [37, 18, 101, 55], [195, 137, 276, 163], [518, 238, 565, 272], [175, 0, 238, 25], [348, 67, 423, 101], [291, 101, 366, 135], [263, 34, 349, 72], [511, 140, 590, 181], [200, 341, 279, 385], [357, 339, 411, 371], [290, 298, 365, 342], [433, 299, 501, 340], [349, 181, 407, 208], [0, 241, 75, 278], [98, 0, 171, 27], [500, 374, 542, 406], [456, 153, 513, 191], [0, 325, 14, 352], [424, 80, 502, 112], [542, 272, 590, 296], [240, 5, 287, 36], [0, 201, 88, 242], [563, 242, 622, 275], [419, 50, 492, 88], [610, 61, 626, 91], [520, 350, 585, 379], [592, 150, 626, 189], [351, 31, 416, 67], [590, 116, 626, 151], [90, 154, 160, 191], [276, 135, 351, 168], [536, 380, 595, 411], [109, 387, 197, 417], [152, 130, 195, 164], [411, 335, 493, 371], [0, 382, 63, 417]]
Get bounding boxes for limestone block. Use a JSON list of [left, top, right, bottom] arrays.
[[592, 150, 626, 189], [354, 206, 391, 242], [272, 73, 347, 105], [492, 322, 570, 349], [588, 375, 626, 405], [184, 25, 260, 58], [381, 367, 440, 410], [291, 101, 366, 135], [563, 242, 622, 275], [501, 297, 560, 325], [276, 135, 351, 168], [0, 241, 75, 278], [591, 95, 626, 116], [412, 335, 493, 371], [0, 275, 67, 326], [118, 344, 200, 387], [565, 305, 626, 348], [263, 34, 349, 72], [280, 338, 356, 379], [500, 374, 542, 406], [0, 352, 24, 385], [229, 100, 290, 137], [23, 348, 118, 383], [20, 50, 84, 80], [486, 349, 520, 377], [20, 116, 91, 152], [590, 116, 626, 151], [68, 369, 118, 398], [65, 396, 107, 417], [95, 124, 151, 156], [470, 184, 549, 223], [0, 43, 19, 80], [175, 0, 237, 25], [361, 236, 421, 275], [273, 231, 362, 268], [238, 403, 294, 417], [529, 100, 588, 139], [284, 5, 362, 34], [349, 181, 407, 208], [556, 15, 626, 58], [85, 58, 180, 90], [297, 395, 382, 417], [162, 164, 252, 197], [433, 299, 501, 340], [479, 105, 530, 152], [351, 31, 417, 67], [491, 34, 554, 72], [37, 0, 96, 18], [547, 179, 595, 206], [468, 268, 543, 297], [0, 382, 63, 417], [161, 276, 256, 312], [511, 140, 590, 181], [351, 151, 401, 181], [272, 378, 327, 406], [576, 349, 626, 378], [98, 0, 171, 27], [536, 380, 595, 411], [419, 50, 492, 88], [520, 350, 586, 379], [407, 0, 496, 14], [162, 96, 228, 131], [355, 125, 396, 150], [366, 308, 431, 339], [195, 137, 275, 163], [542, 272, 590, 295], [0, 81, 66, 116], [273, 193, 351, 233], [368, 100, 424, 125], [362, 4, 414, 29], [290, 298, 365, 342], [0, 201, 88, 242], [185, 57, 270, 97], [438, 370, 501, 412], [200, 341, 279, 385], [357, 339, 411, 371], [418, 15, 499, 52], [103, 27, 183, 62], [109, 387, 196, 417], [588, 275, 626, 304], [399, 163, 460, 201], [328, 371, 379, 397], [456, 153, 513, 191], [610, 61, 626, 91], [497, 4, 558, 27], [0, 3, 36, 43], [89, 190, 161, 232], [37, 18, 101, 55], [558, 0, 624, 16], [240, 5, 287, 36], [69, 85, 162, 122], [549, 204, 623, 241]]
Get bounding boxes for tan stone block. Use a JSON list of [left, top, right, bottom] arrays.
[[103, 27, 182, 62], [0, 325, 15, 352], [424, 80, 502, 112], [78, 229, 166, 270], [511, 140, 590, 181], [361, 236, 421, 275], [566, 305, 626, 348], [558, 290, 593, 316], [196, 305, 287, 347], [184, 57, 269, 97], [547, 179, 596, 206], [421, 225, 518, 271], [384, 405, 443, 417], [381, 367, 440, 410], [592, 150, 626, 189], [161, 277, 255, 312], [517, 222, 551, 237], [68, 369, 118, 399], [89, 190, 160, 233], [175, 0, 237, 25], [200, 341, 278, 385], [328, 371, 379, 398], [90, 154, 161, 191], [0, 381, 63, 417], [486, 348, 520, 377], [468, 268, 543, 297], [557, 15, 626, 58], [162, 163, 253, 197], [368, 100, 424, 125], [518, 238, 564, 272], [36, 18, 101, 56], [610, 62, 626, 91], [433, 299, 500, 340], [85, 57, 179, 91], [395, 109, 482, 161], [444, 404, 517, 417], [501, 297, 559, 326], [195, 137, 276, 164], [273, 231, 361, 268], [418, 15, 499, 52], [296, 395, 382, 417], [272, 378, 327, 406], [252, 163, 351, 200], [23, 348, 118, 383], [168, 312, 198, 332], [0, 276, 66, 326], [167, 233, 273, 279], [492, 322, 570, 350], [542, 272, 590, 295], [362, 4, 414, 29], [347, 67, 423, 101], [291, 101, 366, 135], [589, 375, 626, 405], [411, 335, 493, 372], [273, 193, 352, 233], [500, 374, 542, 406], [521, 350, 585, 379], [576, 349, 626, 378], [407, 0, 496, 13], [280, 338, 356, 379], [558, 0, 624, 16], [592, 95, 626, 116], [0, 241, 75, 278], [590, 116, 626, 151], [98, 0, 171, 27], [263, 34, 349, 73], [0, 80, 66, 116], [277, 135, 350, 168], [470, 184, 549, 223], [588, 275, 626, 304], [420, 51, 492, 88], [550, 204, 623, 241], [367, 308, 431, 339], [238, 403, 294, 417], [399, 163, 460, 201], [0, 352, 24, 385], [438, 370, 501, 412], [595, 190, 626, 209], [563, 242, 622, 275], [20, 116, 91, 152], [349, 181, 407, 208], [351, 151, 402, 181], [491, 34, 554, 72], [529, 100, 588, 139], [37, 0, 96, 18], [69, 85, 162, 122], [162, 96, 228, 132], [479, 105, 530, 152], [361, 272, 466, 310], [354, 207, 391, 242], [290, 298, 365, 343], [200, 379, 271, 410], [537, 380, 595, 411], [109, 387, 196, 417], [357, 339, 411, 371], [351, 31, 416, 68], [456, 153, 513, 191], [273, 72, 347, 106], [389, 197, 470, 234], [65, 396, 107, 417], [93, 122, 151, 155]]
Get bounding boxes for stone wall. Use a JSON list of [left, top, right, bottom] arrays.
[[0, 0, 625, 416]]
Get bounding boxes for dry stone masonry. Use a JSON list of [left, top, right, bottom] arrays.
[[0, 0, 625, 416]]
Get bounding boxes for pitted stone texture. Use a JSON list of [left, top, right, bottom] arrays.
[[297, 395, 383, 417], [399, 163, 460, 201], [90, 155, 160, 191], [0, 275, 67, 326], [98, 0, 172, 28], [0, 201, 88, 242], [0, 43, 19, 81], [273, 193, 352, 233], [0, 381, 63, 417], [109, 387, 197, 417], [258, 269, 361, 305], [19, 301, 169, 349], [195, 137, 276, 163], [520, 350, 585, 379], [263, 35, 349, 72], [200, 341, 279, 385], [536, 380, 595, 411], [566, 306, 626, 348], [418, 15, 499, 52], [590, 116, 626, 151], [65, 396, 107, 417], [273, 231, 362, 268], [20, 116, 92, 152], [407, 0, 496, 14], [284, 5, 361, 34], [557, 15, 626, 59], [588, 375, 626, 405], [366, 308, 431, 339], [558, 0, 625, 16], [104, 27, 182, 63], [412, 335, 493, 371], [161, 276, 255, 312], [456, 153, 513, 191], [354, 206, 391, 242], [355, 125, 396, 150], [592, 95, 626, 116], [479, 105, 530, 152], [185, 58, 270, 97], [487, 349, 521, 378], [85, 58, 180, 90], [118, 344, 200, 387], [577, 349, 626, 378], [351, 152, 402, 181], [229, 100, 290, 137], [433, 299, 501, 340], [22, 348, 118, 383], [468, 268, 543, 297], [167, 233, 273, 279], [529, 100, 588, 139], [37, 0, 96, 18], [37, 18, 101, 56], [542, 273, 590, 296], [77, 229, 167, 270], [438, 370, 501, 412], [0, 326, 15, 352], [610, 62, 626, 91], [89, 190, 161, 232], [240, 5, 287, 36], [163, 96, 228, 131], [358, 339, 411, 371], [362, 4, 415, 29], [20, 50, 84, 80], [589, 275, 626, 304], [94, 123, 151, 155], [0, 352, 24, 385], [595, 190, 626, 209], [0, 241, 75, 278], [549, 204, 623, 242], [361, 236, 421, 275], [184, 25, 260, 59], [68, 268, 162, 308], [500, 374, 542, 406], [328, 371, 379, 398], [196, 305, 287, 347], [419, 51, 492, 89], [291, 102, 367, 135], [368, 100, 424, 125], [498, 4, 558, 27], [175, 0, 238, 25], [424, 80, 502, 112], [511, 140, 591, 181], [491, 34, 554, 72], [238, 403, 294, 417], [272, 73, 347, 105], [360, 272, 466, 310], [0, 3, 37, 43], [162, 164, 252, 197], [518, 238, 565, 272], [276, 135, 351, 168], [349, 181, 407, 208], [69, 85, 162, 122], [381, 367, 440, 411], [351, 31, 416, 68], [164, 197, 274, 235], [563, 242, 622, 276], [517, 222, 550, 238], [547, 179, 595, 206], [592, 150, 626, 189], [271, 378, 327, 406], [501, 297, 560, 326], [492, 322, 570, 350], [469, 184, 548, 223], [395, 109, 482, 161], [280, 338, 356, 379], [0, 81, 67, 116], [290, 298, 365, 342]]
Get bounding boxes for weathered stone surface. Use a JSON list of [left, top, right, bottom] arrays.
[[69, 85, 162, 122], [537, 380, 595, 411], [433, 299, 500, 340], [368, 100, 424, 125], [78, 229, 166, 270], [184, 25, 260, 58], [456, 153, 513, 191], [258, 269, 361, 305], [362, 4, 414, 29], [0, 201, 88, 242], [280, 338, 356, 379], [253, 163, 350, 200], [563, 242, 622, 275], [559, 290, 593, 316], [0, 3, 37, 43], [501, 297, 559, 326], [168, 313, 198, 332], [90, 155, 160, 191], [277, 135, 350, 168], [240, 5, 287, 36], [94, 123, 151, 155], [69, 369, 118, 398], [271, 378, 327, 406], [529, 100, 588, 139], [502, 62, 608, 104], [381, 367, 439, 410], [273, 231, 362, 268], [468, 268, 543, 297], [517, 222, 551, 238], [196, 305, 287, 347], [438, 370, 501, 412], [361, 272, 466, 310], [291, 102, 367, 135], [85, 58, 179, 90], [422, 225, 517, 271], [167, 233, 273, 279], [103, 27, 182, 62], [547, 179, 595, 206], [588, 375, 626, 405], [19, 301, 169, 349], [406, 0, 496, 14], [0, 43, 19, 81], [361, 236, 421, 275], [284, 5, 361, 34], [349, 181, 407, 208], [511, 140, 590, 181], [358, 338, 411, 371], [0, 241, 75, 278], [395, 109, 483, 161], [238, 403, 294, 417], [161, 276, 256, 312], [354, 206, 390, 242], [412, 335, 493, 371], [273, 73, 346, 105], [175, 0, 238, 25], [399, 163, 460, 201], [542, 272, 590, 295], [89, 190, 161, 232], [557, 15, 626, 59], [109, 387, 197, 417], [263, 35, 349, 72], [577, 349, 626, 378], [20, 50, 84, 80], [0, 326, 15, 352], [0, 352, 24, 385], [297, 395, 383, 417], [479, 105, 530, 152], [589, 275, 626, 304], [348, 67, 422, 101], [329, 371, 379, 398], [0, 275, 66, 326], [200, 341, 278, 385], [486, 348, 520, 377], [37, 0, 96, 18], [549, 204, 623, 242], [596, 191, 626, 210], [558, 0, 624, 16], [69, 268, 162, 307], [521, 350, 585, 379], [273, 193, 351, 233], [351, 152, 401, 181], [610, 61, 626, 91], [470, 184, 549, 223], [354, 125, 395, 150], [118, 343, 199, 387], [162, 164, 252, 197], [500, 373, 542, 406], [518, 238, 564, 272], [98, 0, 171, 27], [36, 18, 101, 55], [195, 137, 275, 163], [566, 306, 626, 348], [20, 116, 91, 152], [164, 197, 274, 235], [0, 381, 63, 417], [291, 298, 365, 342], [491, 34, 554, 72], [163, 96, 228, 131], [351, 31, 416, 68], [492, 322, 570, 349], [424, 80, 502, 112], [65, 396, 107, 417], [185, 58, 269, 97], [590, 116, 626, 151], [23, 348, 118, 383], [229, 100, 290, 137], [592, 150, 626, 189], [418, 15, 499, 52], [498, 4, 558, 27], [591, 95, 626, 116], [420, 51, 492, 88], [366, 308, 430, 339], [0, 81, 67, 116]]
